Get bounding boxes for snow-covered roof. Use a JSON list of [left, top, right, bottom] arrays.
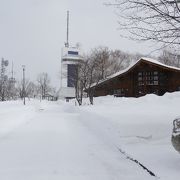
[[91, 57, 180, 88]]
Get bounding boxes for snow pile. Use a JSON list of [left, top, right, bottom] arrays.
[[78, 92, 180, 179]]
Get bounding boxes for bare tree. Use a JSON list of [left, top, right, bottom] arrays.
[[84, 57, 101, 105], [109, 50, 132, 73], [37, 73, 51, 99], [7, 77, 16, 100], [4, 78, 17, 100], [74, 55, 97, 105], [74, 48, 110, 105], [26, 81, 38, 98], [16, 80, 25, 99], [108, 0, 180, 46], [81, 49, 110, 105], [16, 79, 37, 99], [0, 58, 9, 101], [158, 48, 180, 67], [74, 63, 85, 106], [90, 47, 110, 79]]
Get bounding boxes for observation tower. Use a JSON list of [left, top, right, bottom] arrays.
[[59, 11, 83, 100]]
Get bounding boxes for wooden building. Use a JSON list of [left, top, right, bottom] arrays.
[[90, 57, 180, 97]]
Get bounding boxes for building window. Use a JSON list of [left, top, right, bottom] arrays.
[[138, 71, 159, 86], [154, 76, 158, 80], [154, 71, 158, 75], [146, 71, 158, 85], [67, 64, 78, 87], [138, 72, 142, 76], [138, 71, 144, 85], [114, 88, 126, 97], [138, 81, 144, 86]]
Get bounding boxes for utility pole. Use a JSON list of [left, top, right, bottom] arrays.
[[22, 65, 26, 105]]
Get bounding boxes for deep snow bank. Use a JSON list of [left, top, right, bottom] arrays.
[[79, 92, 180, 141], [76, 92, 180, 179]]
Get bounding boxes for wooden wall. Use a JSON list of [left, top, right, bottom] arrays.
[[93, 60, 180, 97]]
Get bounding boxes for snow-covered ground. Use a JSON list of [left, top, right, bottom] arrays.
[[0, 93, 180, 180]]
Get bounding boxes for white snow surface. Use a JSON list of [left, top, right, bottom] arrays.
[[0, 93, 180, 180]]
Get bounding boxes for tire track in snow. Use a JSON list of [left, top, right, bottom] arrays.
[[116, 147, 159, 179]]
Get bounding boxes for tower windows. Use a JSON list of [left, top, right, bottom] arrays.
[[67, 64, 78, 87], [68, 51, 78, 55]]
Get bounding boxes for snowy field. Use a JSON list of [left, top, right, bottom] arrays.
[[0, 93, 180, 180]]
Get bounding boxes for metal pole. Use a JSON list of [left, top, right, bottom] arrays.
[[67, 10, 69, 47], [65, 10, 69, 47], [22, 65, 26, 105]]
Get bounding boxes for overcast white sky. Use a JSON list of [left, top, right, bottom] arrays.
[[0, 0, 155, 88]]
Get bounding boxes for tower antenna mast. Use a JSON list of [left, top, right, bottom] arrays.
[[65, 11, 69, 47]]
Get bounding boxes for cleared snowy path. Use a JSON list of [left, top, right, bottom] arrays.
[[0, 101, 155, 180]]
